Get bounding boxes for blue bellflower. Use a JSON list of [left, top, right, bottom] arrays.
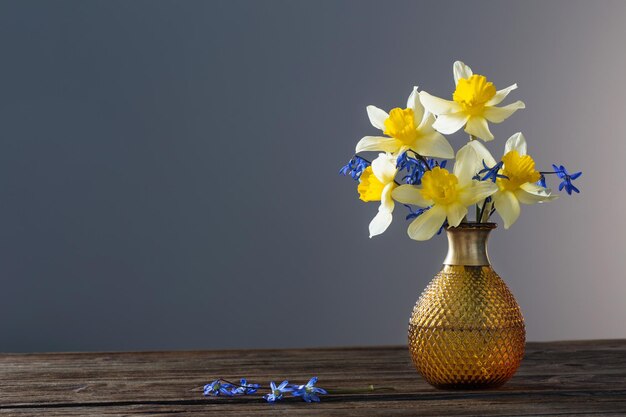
[[264, 380, 293, 403], [292, 377, 328, 403], [339, 156, 370, 180], [552, 164, 582, 195]]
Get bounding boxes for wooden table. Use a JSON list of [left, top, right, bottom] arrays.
[[0, 340, 624, 416]]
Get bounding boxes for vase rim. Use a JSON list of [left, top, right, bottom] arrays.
[[447, 222, 497, 231]]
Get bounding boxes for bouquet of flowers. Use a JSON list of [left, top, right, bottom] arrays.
[[340, 61, 581, 240]]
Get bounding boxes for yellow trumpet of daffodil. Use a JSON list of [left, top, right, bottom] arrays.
[[355, 87, 454, 159], [467, 133, 558, 229], [419, 61, 525, 142], [357, 153, 398, 238], [391, 144, 498, 241]]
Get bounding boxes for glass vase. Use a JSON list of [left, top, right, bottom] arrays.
[[408, 223, 525, 389]]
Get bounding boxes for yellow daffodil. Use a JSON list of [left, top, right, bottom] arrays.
[[468, 133, 558, 229], [355, 87, 454, 159], [391, 145, 498, 241], [419, 61, 525, 142], [357, 153, 398, 238]]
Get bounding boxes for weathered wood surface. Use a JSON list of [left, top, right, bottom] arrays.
[[0, 340, 625, 416]]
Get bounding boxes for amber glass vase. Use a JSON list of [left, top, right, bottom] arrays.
[[408, 223, 525, 389]]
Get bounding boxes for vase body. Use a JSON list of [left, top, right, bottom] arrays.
[[408, 223, 525, 389]]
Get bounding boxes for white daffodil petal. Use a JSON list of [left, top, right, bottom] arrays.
[[412, 131, 455, 159], [433, 112, 469, 135], [371, 153, 397, 184], [520, 182, 551, 196], [407, 205, 447, 241], [380, 183, 396, 212], [459, 181, 499, 206], [453, 61, 473, 85], [465, 116, 494, 141], [369, 210, 393, 238], [418, 112, 436, 131], [504, 132, 527, 155], [446, 203, 467, 227], [392, 184, 431, 207], [486, 83, 518, 106], [515, 189, 550, 205], [366, 105, 389, 130], [406, 86, 424, 125], [355, 136, 400, 153], [419, 91, 462, 115], [468, 140, 497, 167], [454, 143, 481, 186], [517, 183, 558, 204], [493, 191, 521, 229], [483, 101, 526, 123]]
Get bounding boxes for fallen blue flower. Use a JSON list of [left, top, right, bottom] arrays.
[[232, 378, 260, 395], [203, 380, 235, 396], [292, 377, 328, 403], [264, 380, 293, 403]]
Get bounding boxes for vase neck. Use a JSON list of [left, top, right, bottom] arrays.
[[443, 223, 496, 266]]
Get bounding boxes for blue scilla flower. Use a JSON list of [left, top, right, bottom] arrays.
[[264, 380, 293, 403], [537, 174, 547, 188], [436, 220, 448, 236], [478, 160, 507, 183], [203, 380, 235, 396], [397, 152, 447, 185], [232, 379, 260, 395], [396, 152, 424, 184], [425, 157, 447, 172], [396, 151, 413, 170], [552, 164, 582, 195], [292, 377, 328, 403], [339, 156, 370, 180], [405, 204, 429, 220]]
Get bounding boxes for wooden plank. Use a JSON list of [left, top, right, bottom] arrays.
[[2, 392, 626, 417], [0, 340, 624, 416]]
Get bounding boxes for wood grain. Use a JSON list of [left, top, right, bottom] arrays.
[[1, 340, 625, 416]]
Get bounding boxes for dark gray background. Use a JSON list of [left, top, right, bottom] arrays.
[[0, 0, 623, 352]]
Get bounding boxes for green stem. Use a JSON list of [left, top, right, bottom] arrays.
[[327, 385, 397, 394], [478, 198, 489, 223]]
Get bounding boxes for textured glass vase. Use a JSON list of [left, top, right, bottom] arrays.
[[408, 223, 525, 389]]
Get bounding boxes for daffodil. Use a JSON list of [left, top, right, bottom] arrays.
[[391, 145, 498, 240], [357, 153, 398, 238], [419, 61, 525, 142], [468, 133, 557, 229], [355, 87, 454, 159]]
